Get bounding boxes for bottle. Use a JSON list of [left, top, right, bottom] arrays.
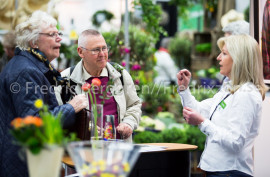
[[104, 115, 116, 139]]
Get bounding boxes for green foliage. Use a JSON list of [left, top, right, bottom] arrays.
[[183, 124, 206, 151], [162, 127, 187, 143], [168, 93, 183, 121], [156, 112, 174, 119], [102, 32, 119, 61], [103, 25, 156, 71], [59, 43, 81, 64], [244, 6, 249, 22], [140, 83, 172, 115], [134, 0, 166, 42], [196, 66, 219, 79], [92, 10, 114, 27], [39, 105, 65, 145], [204, 0, 218, 13], [195, 43, 211, 54], [170, 0, 201, 17], [191, 87, 217, 101], [10, 100, 76, 154], [140, 115, 156, 128], [168, 36, 192, 68], [10, 124, 44, 154], [133, 131, 163, 143], [155, 112, 177, 128], [133, 124, 206, 150]]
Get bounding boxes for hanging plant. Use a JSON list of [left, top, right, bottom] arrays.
[[134, 0, 167, 42], [170, 0, 200, 18], [92, 10, 114, 27]]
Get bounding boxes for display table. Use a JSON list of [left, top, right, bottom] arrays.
[[62, 143, 197, 177]]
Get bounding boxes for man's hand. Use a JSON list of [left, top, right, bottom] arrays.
[[116, 123, 133, 139]]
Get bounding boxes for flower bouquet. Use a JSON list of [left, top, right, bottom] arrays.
[[10, 99, 75, 177], [67, 140, 141, 177]]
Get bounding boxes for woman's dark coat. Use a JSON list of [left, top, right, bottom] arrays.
[[0, 48, 75, 177]]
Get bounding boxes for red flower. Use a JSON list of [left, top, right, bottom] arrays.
[[82, 83, 91, 92], [92, 78, 101, 86], [157, 106, 163, 112]]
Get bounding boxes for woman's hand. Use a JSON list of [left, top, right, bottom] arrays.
[[177, 69, 191, 91], [116, 123, 133, 139], [68, 94, 88, 113], [183, 107, 205, 125]]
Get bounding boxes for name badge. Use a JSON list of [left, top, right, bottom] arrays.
[[219, 100, 226, 109]]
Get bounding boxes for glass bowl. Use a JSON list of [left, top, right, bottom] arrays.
[[67, 140, 141, 177]]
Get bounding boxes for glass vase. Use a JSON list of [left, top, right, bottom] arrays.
[[90, 104, 103, 140]]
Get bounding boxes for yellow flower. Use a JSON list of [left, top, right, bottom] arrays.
[[122, 162, 130, 172], [101, 173, 115, 177], [34, 99, 43, 109], [112, 165, 119, 172], [69, 30, 78, 40]]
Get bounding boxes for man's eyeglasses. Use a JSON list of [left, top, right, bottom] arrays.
[[39, 32, 63, 38], [80, 46, 111, 55]]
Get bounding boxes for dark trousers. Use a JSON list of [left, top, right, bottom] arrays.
[[206, 170, 252, 177]]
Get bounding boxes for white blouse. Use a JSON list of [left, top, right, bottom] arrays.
[[178, 82, 263, 176]]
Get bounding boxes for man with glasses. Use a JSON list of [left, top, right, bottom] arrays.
[[55, 29, 141, 143]]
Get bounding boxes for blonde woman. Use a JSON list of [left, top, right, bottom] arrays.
[[177, 35, 268, 177]]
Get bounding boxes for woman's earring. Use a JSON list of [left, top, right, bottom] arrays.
[[35, 46, 39, 49]]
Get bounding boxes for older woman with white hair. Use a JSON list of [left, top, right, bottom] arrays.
[[177, 35, 268, 177], [0, 11, 87, 177], [222, 20, 250, 36]]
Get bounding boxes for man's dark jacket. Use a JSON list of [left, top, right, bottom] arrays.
[[0, 48, 75, 177]]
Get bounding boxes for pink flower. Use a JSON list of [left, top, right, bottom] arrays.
[[134, 79, 140, 85], [124, 48, 130, 53], [121, 61, 126, 67], [131, 64, 141, 71]]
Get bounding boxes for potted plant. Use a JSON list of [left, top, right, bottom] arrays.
[[168, 35, 192, 69], [195, 42, 212, 56], [10, 99, 75, 177]]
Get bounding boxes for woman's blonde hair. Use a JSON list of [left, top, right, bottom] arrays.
[[15, 10, 57, 50], [217, 34, 268, 100]]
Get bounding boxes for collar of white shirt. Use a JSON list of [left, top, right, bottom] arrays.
[[82, 65, 108, 81]]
